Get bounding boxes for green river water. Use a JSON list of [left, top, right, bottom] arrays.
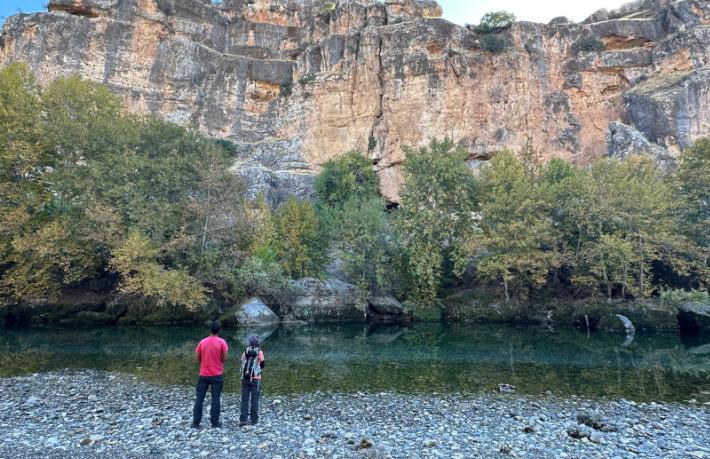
[[1, 323, 708, 402]]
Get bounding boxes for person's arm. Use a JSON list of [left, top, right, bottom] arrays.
[[259, 350, 265, 369], [194, 343, 201, 363], [221, 342, 228, 363]]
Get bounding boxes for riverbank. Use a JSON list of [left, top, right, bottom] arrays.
[[0, 370, 708, 458]]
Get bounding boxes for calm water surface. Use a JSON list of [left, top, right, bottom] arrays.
[[1, 323, 708, 402]]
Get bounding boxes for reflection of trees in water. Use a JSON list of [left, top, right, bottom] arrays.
[[1, 324, 708, 400]]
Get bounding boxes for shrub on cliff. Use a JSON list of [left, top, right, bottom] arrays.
[[480, 34, 510, 54], [475, 10, 516, 34], [571, 36, 606, 54]]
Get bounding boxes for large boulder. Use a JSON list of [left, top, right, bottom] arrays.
[[367, 295, 412, 324], [606, 122, 675, 169], [221, 298, 281, 327], [368, 296, 403, 315], [678, 302, 710, 335], [287, 278, 364, 323]]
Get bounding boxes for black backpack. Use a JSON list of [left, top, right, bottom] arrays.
[[241, 345, 260, 380]]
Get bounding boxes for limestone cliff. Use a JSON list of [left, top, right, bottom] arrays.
[[2, 0, 709, 202]]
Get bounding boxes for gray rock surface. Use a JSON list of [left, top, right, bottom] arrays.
[[288, 277, 363, 323], [606, 122, 675, 168], [368, 296, 404, 315], [221, 298, 280, 327]]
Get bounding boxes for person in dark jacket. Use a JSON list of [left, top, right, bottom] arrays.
[[239, 335, 265, 426]]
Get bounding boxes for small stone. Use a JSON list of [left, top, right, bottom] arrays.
[[357, 438, 374, 450]]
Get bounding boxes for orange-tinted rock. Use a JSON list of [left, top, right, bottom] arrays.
[[2, 0, 710, 202]]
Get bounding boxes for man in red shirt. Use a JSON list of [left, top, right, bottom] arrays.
[[192, 321, 228, 428]]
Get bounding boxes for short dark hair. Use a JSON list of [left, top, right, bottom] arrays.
[[210, 321, 221, 335]]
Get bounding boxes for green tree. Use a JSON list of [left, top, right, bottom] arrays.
[[676, 139, 710, 255], [558, 156, 694, 299], [110, 231, 207, 311], [336, 196, 398, 307], [394, 138, 479, 307], [475, 11, 516, 34], [472, 150, 559, 301], [274, 198, 329, 278], [314, 151, 379, 212]]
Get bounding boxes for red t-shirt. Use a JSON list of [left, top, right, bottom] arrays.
[[196, 336, 228, 377]]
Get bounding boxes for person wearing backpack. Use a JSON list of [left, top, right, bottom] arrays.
[[239, 335, 265, 426], [191, 321, 229, 429]]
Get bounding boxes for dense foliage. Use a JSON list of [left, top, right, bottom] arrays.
[[315, 139, 708, 309], [1, 63, 707, 320], [0, 64, 299, 315]]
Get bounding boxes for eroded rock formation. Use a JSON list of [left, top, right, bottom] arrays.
[[2, 0, 710, 202]]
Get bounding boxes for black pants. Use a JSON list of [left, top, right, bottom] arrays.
[[240, 379, 261, 424], [192, 375, 223, 426]]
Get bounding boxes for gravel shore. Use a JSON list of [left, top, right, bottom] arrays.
[[0, 370, 708, 458]]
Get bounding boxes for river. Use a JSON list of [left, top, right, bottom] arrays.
[[1, 323, 708, 402]]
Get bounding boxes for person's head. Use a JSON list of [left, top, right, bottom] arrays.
[[210, 321, 221, 335], [248, 335, 259, 347]]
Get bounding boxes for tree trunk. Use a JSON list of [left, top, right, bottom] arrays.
[[639, 237, 645, 297], [201, 187, 210, 252]]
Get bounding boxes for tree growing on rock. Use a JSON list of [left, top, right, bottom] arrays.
[[475, 10, 516, 34]]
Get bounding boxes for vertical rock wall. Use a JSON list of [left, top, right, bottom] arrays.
[[2, 0, 710, 202]]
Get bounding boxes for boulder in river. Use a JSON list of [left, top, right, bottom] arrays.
[[221, 298, 280, 327], [367, 295, 412, 324], [678, 302, 710, 335], [287, 278, 363, 322]]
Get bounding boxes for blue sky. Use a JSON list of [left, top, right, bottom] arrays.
[[1, 0, 627, 24]]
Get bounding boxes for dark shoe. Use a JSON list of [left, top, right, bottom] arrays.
[[251, 421, 258, 426], [190, 423, 201, 429], [211, 422, 222, 428]]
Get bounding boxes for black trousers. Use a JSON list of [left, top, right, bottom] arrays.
[[240, 379, 261, 424], [192, 375, 223, 426]]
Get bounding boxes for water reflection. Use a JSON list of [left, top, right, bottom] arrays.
[[0, 324, 708, 402]]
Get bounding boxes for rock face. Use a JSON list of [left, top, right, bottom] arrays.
[[288, 277, 363, 322], [2, 0, 710, 202]]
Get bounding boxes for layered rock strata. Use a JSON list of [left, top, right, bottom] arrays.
[[2, 0, 710, 202]]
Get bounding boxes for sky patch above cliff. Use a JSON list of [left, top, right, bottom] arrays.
[[439, 0, 626, 25], [2, 0, 627, 23]]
